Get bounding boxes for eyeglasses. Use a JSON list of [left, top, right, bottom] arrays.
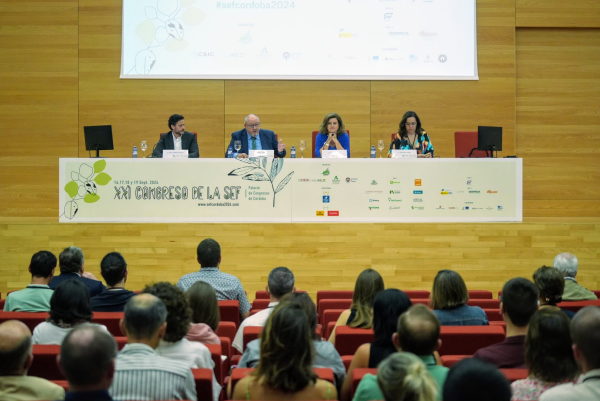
[[405, 122, 417, 126], [246, 123, 261, 129]]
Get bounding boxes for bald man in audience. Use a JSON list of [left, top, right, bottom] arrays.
[[58, 325, 117, 401], [540, 306, 600, 401], [110, 294, 197, 401], [0, 320, 65, 401]]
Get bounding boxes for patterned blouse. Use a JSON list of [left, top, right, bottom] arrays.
[[389, 131, 434, 156], [510, 377, 574, 400]]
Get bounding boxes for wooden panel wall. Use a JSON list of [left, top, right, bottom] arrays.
[[1, 1, 599, 297], [516, 29, 600, 217]]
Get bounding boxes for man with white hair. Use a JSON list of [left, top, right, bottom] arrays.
[[226, 114, 286, 158], [553, 253, 597, 301]]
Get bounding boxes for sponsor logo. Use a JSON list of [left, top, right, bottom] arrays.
[[436, 205, 445, 210], [316, 211, 325, 216], [327, 211, 339, 216], [438, 54, 447, 63], [323, 196, 330, 203], [465, 202, 473, 204], [370, 180, 378, 185], [311, 179, 327, 182], [390, 206, 401, 210], [463, 206, 470, 210], [411, 206, 425, 210], [390, 190, 401, 194], [346, 177, 351, 183], [413, 190, 423, 194], [487, 190, 498, 194], [388, 198, 402, 202], [198, 52, 215, 57], [469, 190, 480, 194], [390, 180, 401, 184], [419, 31, 437, 37], [332, 176, 340, 184], [473, 207, 483, 210], [441, 189, 453, 195], [365, 190, 383, 194], [322, 168, 330, 176], [297, 178, 309, 182], [467, 180, 472, 185], [369, 199, 380, 202], [323, 191, 329, 195], [486, 206, 494, 210], [449, 207, 456, 210], [346, 177, 358, 183], [389, 31, 409, 36], [415, 179, 422, 186], [456, 190, 465, 194], [498, 206, 503, 211], [413, 198, 423, 202], [369, 206, 380, 210]]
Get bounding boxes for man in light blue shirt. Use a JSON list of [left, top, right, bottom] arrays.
[[4, 251, 56, 312]]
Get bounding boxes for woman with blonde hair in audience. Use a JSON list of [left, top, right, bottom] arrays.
[[377, 353, 437, 401], [329, 268, 384, 345], [232, 302, 337, 400], [430, 270, 488, 326], [340, 288, 412, 401], [185, 281, 220, 345], [510, 309, 579, 400], [32, 279, 108, 344]]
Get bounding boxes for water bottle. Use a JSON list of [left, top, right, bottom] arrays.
[[370, 145, 376, 158], [133, 146, 138, 158], [227, 146, 233, 158], [290, 146, 296, 158]]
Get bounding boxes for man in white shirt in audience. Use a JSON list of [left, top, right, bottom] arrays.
[[4, 251, 56, 312], [177, 238, 252, 320], [540, 306, 600, 401], [232, 266, 295, 352], [58, 324, 117, 401], [110, 294, 197, 401], [0, 320, 65, 401]]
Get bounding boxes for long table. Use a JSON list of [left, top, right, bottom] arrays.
[[59, 158, 522, 223]]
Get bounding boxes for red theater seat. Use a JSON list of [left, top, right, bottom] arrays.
[[92, 312, 124, 336], [251, 299, 270, 310], [466, 299, 501, 309], [438, 326, 506, 356], [192, 368, 216, 400], [321, 309, 345, 330], [219, 336, 231, 380], [501, 368, 528, 383], [216, 321, 236, 344], [557, 300, 600, 313], [468, 290, 493, 299], [484, 309, 503, 321], [334, 326, 375, 357], [318, 299, 351, 315], [243, 326, 263, 351], [326, 321, 336, 340], [404, 290, 431, 299], [316, 290, 354, 305], [29, 344, 62, 380], [454, 131, 489, 158], [490, 321, 507, 333], [409, 298, 431, 307], [0, 312, 49, 332], [218, 300, 240, 329], [205, 343, 223, 385]]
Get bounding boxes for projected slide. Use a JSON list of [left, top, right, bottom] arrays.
[[120, 0, 477, 80]]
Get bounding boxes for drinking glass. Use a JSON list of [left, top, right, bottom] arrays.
[[141, 140, 148, 158], [299, 140, 307, 158], [234, 140, 242, 153], [377, 139, 385, 158]]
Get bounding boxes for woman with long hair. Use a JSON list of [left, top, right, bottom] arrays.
[[533, 266, 576, 319], [510, 309, 579, 400], [185, 281, 220, 345], [430, 270, 488, 326], [329, 268, 385, 345], [232, 302, 337, 400], [389, 111, 434, 157], [314, 112, 350, 157], [340, 289, 413, 401]]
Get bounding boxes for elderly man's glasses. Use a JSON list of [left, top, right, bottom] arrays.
[[246, 123, 261, 129]]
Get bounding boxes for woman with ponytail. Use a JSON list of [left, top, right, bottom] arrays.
[[533, 266, 576, 319], [377, 353, 437, 401]]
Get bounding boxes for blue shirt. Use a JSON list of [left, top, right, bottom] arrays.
[[433, 304, 489, 326], [314, 133, 351, 158], [247, 133, 262, 150]]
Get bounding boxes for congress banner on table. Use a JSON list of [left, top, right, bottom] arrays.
[[59, 158, 522, 223]]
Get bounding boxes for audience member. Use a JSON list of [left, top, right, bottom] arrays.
[[431, 270, 489, 326], [511, 309, 579, 400], [0, 320, 65, 401], [32, 280, 108, 345], [443, 358, 511, 401], [176, 238, 251, 319], [111, 294, 197, 401], [540, 306, 600, 401], [142, 282, 219, 401], [353, 304, 448, 401], [233, 266, 294, 352], [50, 246, 105, 297], [376, 353, 437, 401], [340, 289, 412, 401], [231, 302, 337, 400], [58, 325, 117, 401], [3, 251, 56, 312], [185, 281, 221, 345], [553, 253, 597, 301], [91, 252, 135, 312], [329, 268, 385, 345], [474, 277, 539, 368], [238, 293, 346, 389], [533, 266, 575, 318]]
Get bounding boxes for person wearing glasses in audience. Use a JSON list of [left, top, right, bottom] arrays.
[[315, 112, 350, 158], [389, 111, 434, 158], [227, 114, 286, 158]]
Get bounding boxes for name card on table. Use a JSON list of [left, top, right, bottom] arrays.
[[391, 150, 417, 159], [249, 150, 274, 158], [322, 150, 348, 159], [163, 150, 188, 159]]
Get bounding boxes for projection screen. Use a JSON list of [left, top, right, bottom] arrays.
[[120, 0, 478, 80]]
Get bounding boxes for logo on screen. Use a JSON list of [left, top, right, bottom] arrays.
[[316, 211, 325, 216], [415, 179, 422, 186], [413, 190, 423, 194], [323, 196, 330, 203]]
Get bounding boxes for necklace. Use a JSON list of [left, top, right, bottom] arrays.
[[407, 134, 416, 149]]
